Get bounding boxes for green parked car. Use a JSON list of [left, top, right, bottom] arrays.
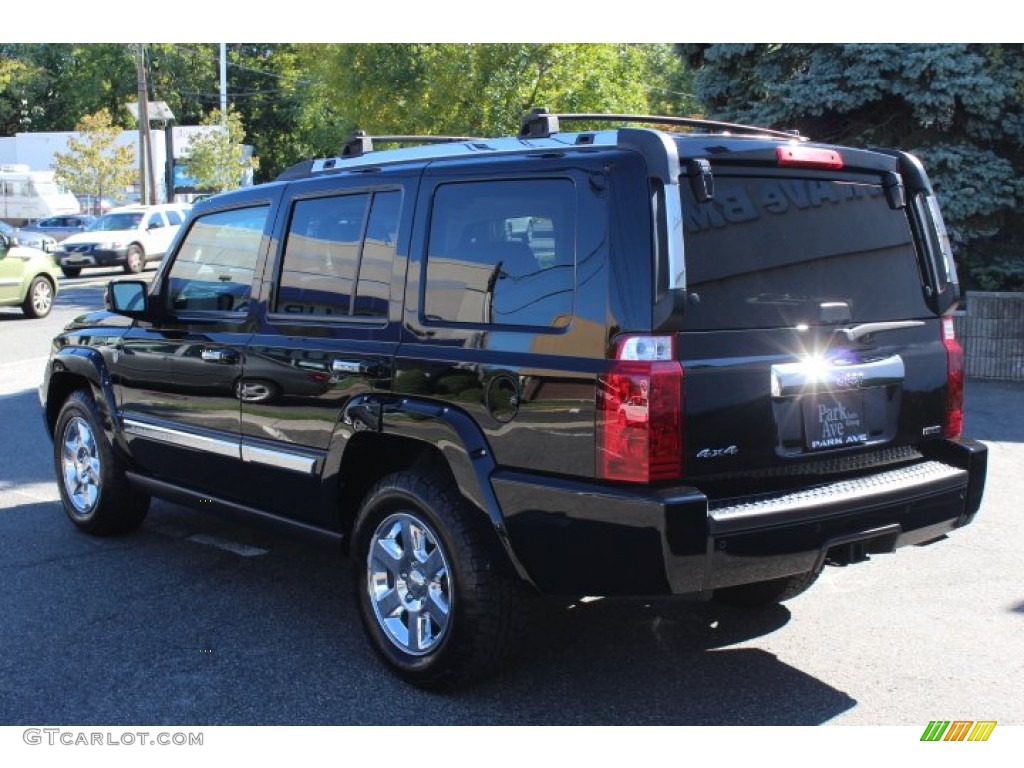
[[0, 229, 59, 318]]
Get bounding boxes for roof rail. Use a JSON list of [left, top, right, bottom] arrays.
[[519, 108, 803, 141], [341, 131, 486, 158]]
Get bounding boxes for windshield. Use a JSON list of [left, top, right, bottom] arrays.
[[88, 212, 144, 232]]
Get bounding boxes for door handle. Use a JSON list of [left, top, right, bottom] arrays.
[[201, 348, 239, 364]]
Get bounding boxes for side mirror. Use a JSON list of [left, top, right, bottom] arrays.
[[105, 280, 149, 317]]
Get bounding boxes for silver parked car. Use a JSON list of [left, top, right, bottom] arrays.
[[19, 214, 96, 243], [0, 220, 57, 253]]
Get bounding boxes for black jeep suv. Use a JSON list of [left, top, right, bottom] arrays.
[[41, 111, 988, 687]]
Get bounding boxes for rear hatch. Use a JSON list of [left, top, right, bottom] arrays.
[[668, 142, 962, 491]]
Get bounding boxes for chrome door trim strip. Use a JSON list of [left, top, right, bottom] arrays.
[[122, 419, 321, 473], [240, 441, 319, 474], [122, 418, 241, 460]]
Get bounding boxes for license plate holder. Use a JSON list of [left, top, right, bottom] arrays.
[[803, 391, 868, 451]]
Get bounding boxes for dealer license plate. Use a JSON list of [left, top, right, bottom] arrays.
[[802, 391, 868, 451]]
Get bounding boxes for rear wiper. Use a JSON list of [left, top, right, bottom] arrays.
[[836, 320, 925, 343]]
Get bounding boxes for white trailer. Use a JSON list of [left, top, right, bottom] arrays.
[[0, 165, 80, 226]]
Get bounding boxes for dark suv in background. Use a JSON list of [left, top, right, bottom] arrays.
[[41, 110, 987, 687]]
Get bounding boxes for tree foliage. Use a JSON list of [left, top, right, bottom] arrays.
[[0, 44, 138, 135], [300, 44, 694, 144], [184, 109, 259, 193], [1, 43, 697, 183], [680, 43, 1024, 290], [52, 109, 136, 204]]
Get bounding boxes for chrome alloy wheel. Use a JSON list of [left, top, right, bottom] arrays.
[[60, 416, 102, 516], [30, 279, 53, 315], [367, 512, 453, 656]]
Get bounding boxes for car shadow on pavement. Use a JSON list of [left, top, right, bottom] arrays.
[[474, 596, 855, 725], [0, 494, 856, 726]]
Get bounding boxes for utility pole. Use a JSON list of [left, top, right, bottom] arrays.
[[135, 44, 148, 205], [135, 44, 157, 205], [220, 43, 228, 124]]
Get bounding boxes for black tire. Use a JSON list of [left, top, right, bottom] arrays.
[[352, 471, 528, 688], [53, 390, 149, 535], [123, 244, 144, 274], [60, 266, 82, 278], [713, 570, 821, 608], [21, 276, 54, 318]]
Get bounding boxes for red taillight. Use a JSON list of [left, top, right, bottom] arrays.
[[776, 146, 843, 169], [597, 335, 684, 483], [942, 317, 964, 438]]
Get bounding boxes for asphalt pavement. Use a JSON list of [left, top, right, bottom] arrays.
[[0, 282, 1021, 727]]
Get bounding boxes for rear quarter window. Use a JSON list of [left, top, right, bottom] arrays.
[[423, 178, 575, 329]]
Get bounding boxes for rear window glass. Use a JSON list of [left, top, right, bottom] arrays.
[[678, 174, 931, 330]]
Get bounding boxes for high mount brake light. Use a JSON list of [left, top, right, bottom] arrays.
[[597, 335, 684, 483], [776, 146, 844, 170], [942, 317, 964, 438]]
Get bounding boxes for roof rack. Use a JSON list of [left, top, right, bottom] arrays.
[[519, 108, 803, 141], [341, 131, 486, 158]]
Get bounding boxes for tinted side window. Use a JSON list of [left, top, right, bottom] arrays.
[[166, 205, 268, 312], [166, 210, 184, 226], [423, 179, 575, 328], [354, 191, 400, 317], [275, 190, 399, 319], [276, 194, 368, 316]]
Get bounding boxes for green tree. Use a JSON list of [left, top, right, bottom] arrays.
[[217, 44, 317, 181], [183, 109, 259, 193], [299, 43, 694, 146], [0, 44, 137, 135], [52, 109, 136, 208], [680, 43, 1024, 290]]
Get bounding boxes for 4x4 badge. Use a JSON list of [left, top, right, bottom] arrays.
[[696, 445, 739, 459]]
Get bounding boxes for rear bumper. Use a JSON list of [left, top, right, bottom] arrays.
[[497, 438, 987, 596]]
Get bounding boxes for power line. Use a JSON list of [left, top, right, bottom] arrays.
[[167, 43, 314, 86]]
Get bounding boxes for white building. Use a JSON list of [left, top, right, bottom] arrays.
[[0, 125, 238, 205]]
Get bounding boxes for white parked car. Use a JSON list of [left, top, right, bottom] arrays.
[[54, 204, 190, 277], [617, 395, 649, 425]]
